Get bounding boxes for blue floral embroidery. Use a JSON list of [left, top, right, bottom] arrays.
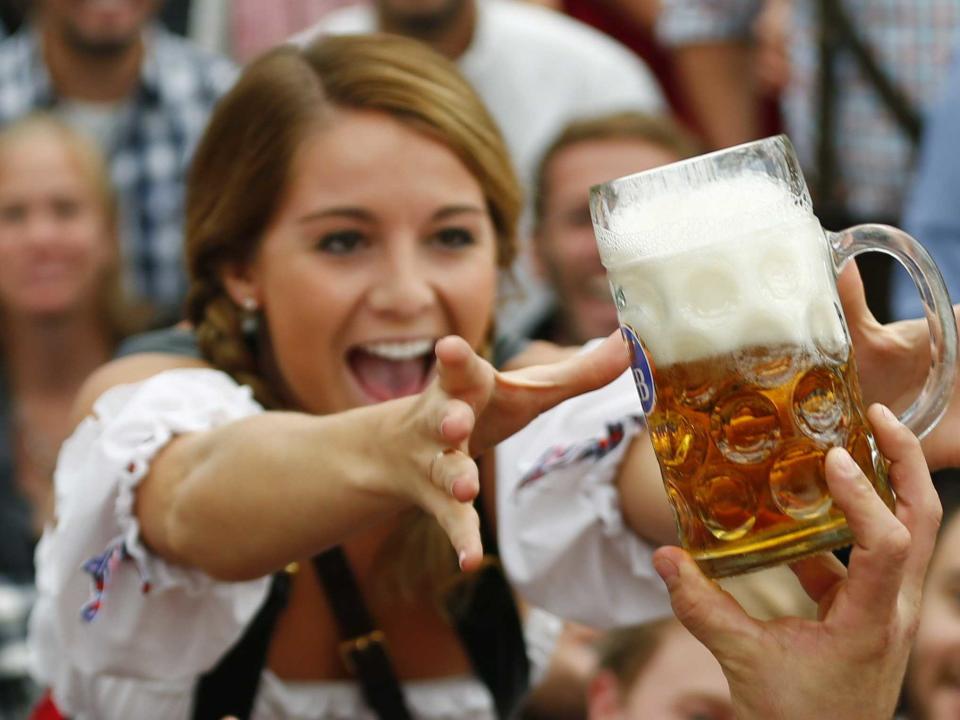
[[81, 541, 151, 622], [517, 415, 645, 489]]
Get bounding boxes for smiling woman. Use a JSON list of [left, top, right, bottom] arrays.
[[214, 108, 499, 415], [25, 33, 627, 720]]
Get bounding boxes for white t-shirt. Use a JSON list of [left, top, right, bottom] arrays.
[[296, 0, 666, 335]]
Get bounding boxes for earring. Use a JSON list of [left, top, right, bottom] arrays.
[[241, 297, 259, 337]]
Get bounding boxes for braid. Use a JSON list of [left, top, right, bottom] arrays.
[[188, 277, 282, 409]]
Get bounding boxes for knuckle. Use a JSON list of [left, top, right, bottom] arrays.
[[928, 495, 944, 533], [883, 523, 912, 563], [900, 598, 922, 642]]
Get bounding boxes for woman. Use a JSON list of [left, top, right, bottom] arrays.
[[0, 114, 141, 716], [28, 34, 637, 720]]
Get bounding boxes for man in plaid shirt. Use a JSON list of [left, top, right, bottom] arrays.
[[0, 0, 236, 324]]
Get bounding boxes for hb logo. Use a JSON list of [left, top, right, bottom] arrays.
[[621, 325, 656, 414]]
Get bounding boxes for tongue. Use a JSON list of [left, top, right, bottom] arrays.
[[351, 351, 427, 400]]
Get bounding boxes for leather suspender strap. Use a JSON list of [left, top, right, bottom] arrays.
[[311, 547, 415, 720], [444, 486, 530, 719], [191, 571, 292, 720]]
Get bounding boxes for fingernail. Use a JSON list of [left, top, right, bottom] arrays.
[[458, 550, 467, 570], [832, 448, 860, 477], [653, 554, 679, 588], [451, 478, 464, 498], [879, 404, 897, 423], [440, 417, 450, 437]]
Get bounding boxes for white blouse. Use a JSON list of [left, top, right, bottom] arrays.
[[496, 363, 673, 629], [29, 362, 668, 719]]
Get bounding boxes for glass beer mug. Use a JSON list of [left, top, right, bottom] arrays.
[[591, 135, 957, 577]]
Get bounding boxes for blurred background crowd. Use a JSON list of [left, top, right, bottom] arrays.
[[0, 1, 959, 718]]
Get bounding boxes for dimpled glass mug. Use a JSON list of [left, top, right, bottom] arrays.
[[590, 135, 958, 577]]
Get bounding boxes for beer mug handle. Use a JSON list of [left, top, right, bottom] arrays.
[[829, 224, 958, 439]]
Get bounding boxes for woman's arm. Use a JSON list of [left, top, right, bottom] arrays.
[[72, 338, 491, 581], [75, 335, 630, 583]]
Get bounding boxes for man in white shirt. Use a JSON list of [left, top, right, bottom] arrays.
[[296, 0, 666, 335]]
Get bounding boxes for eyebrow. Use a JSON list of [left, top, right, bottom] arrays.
[[433, 205, 486, 221], [298, 207, 372, 224], [297, 204, 486, 224]]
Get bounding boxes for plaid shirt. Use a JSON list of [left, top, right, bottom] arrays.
[[0, 26, 237, 321], [658, 0, 960, 221]]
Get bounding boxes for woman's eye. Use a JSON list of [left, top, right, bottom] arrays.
[[0, 204, 26, 224], [317, 230, 365, 255], [52, 198, 80, 220], [433, 227, 475, 249]]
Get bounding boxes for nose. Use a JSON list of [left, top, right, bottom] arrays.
[[22, 212, 60, 249], [365, 244, 436, 319]]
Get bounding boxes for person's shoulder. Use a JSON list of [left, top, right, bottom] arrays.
[[148, 25, 237, 99], [485, 0, 635, 59], [291, 4, 376, 46], [0, 30, 42, 119], [0, 27, 34, 59], [482, 0, 660, 98], [71, 353, 212, 428], [116, 325, 202, 360]]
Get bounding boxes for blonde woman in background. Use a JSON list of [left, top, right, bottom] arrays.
[[0, 114, 143, 718]]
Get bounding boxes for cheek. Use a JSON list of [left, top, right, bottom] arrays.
[[447, 263, 497, 346], [911, 610, 953, 683]]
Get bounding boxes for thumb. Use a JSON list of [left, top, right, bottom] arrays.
[[500, 331, 629, 396], [653, 547, 758, 659], [837, 261, 877, 334]]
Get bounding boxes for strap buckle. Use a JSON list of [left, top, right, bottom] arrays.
[[338, 629, 386, 675]]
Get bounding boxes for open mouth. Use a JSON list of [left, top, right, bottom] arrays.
[[347, 338, 437, 402]]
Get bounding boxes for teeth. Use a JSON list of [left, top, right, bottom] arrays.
[[359, 339, 435, 361]]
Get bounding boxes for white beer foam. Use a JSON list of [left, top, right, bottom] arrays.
[[602, 177, 847, 365]]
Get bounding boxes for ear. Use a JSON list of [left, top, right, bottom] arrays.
[[587, 669, 625, 720], [220, 260, 262, 309]]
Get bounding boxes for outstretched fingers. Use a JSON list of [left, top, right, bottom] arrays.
[[823, 403, 936, 624], [430, 447, 479, 503], [435, 335, 495, 416], [419, 485, 483, 571], [868, 404, 942, 603], [501, 331, 630, 397], [653, 546, 759, 662]]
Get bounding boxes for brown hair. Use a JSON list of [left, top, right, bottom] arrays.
[[185, 33, 520, 407], [0, 113, 145, 341], [594, 618, 674, 691], [532, 112, 702, 231], [183, 34, 522, 599]]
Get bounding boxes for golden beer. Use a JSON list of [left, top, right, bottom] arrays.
[[638, 340, 893, 577]]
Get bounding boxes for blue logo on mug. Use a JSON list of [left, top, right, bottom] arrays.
[[621, 325, 656, 415]]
